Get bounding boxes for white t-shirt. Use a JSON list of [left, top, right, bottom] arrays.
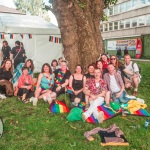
[[124, 61, 139, 77], [109, 75, 121, 93]]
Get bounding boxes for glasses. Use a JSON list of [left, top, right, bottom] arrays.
[[111, 58, 116, 60]]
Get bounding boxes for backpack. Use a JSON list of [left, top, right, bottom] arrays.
[[131, 62, 141, 74]]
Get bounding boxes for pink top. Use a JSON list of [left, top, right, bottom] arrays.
[[18, 74, 33, 88]]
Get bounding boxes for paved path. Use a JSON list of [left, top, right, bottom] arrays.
[[121, 58, 150, 62]]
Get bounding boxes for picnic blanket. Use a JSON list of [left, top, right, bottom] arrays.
[[82, 101, 150, 124]]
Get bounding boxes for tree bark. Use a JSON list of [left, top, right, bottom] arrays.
[[52, 0, 104, 73]]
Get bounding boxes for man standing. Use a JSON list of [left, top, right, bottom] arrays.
[[103, 63, 131, 103], [10, 41, 25, 69], [124, 46, 129, 56], [124, 54, 141, 96], [82, 68, 107, 123], [0, 41, 11, 65]]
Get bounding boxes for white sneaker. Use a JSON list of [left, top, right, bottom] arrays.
[[97, 111, 104, 123], [33, 98, 38, 106], [136, 98, 145, 104], [43, 96, 48, 102], [29, 97, 35, 102], [126, 94, 136, 99], [0, 94, 7, 99]]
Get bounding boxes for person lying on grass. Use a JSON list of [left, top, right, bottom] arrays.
[[17, 67, 34, 103], [82, 68, 107, 123]]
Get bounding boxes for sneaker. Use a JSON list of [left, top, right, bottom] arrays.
[[71, 102, 76, 108], [104, 104, 112, 110], [125, 94, 136, 99], [0, 94, 7, 99], [136, 98, 145, 104], [85, 104, 90, 110], [43, 96, 48, 102], [33, 98, 38, 106], [97, 111, 104, 123], [81, 113, 87, 122], [29, 97, 35, 102], [132, 91, 137, 97]]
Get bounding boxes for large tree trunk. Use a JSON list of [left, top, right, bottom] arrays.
[[52, 0, 104, 73]]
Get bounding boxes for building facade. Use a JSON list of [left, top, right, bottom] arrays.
[[101, 0, 150, 58]]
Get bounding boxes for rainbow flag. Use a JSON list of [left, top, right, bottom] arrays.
[[10, 34, 14, 39], [50, 100, 70, 113], [66, 86, 74, 94], [28, 34, 32, 39]]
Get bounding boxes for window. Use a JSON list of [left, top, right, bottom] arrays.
[[120, 3, 125, 13], [100, 24, 103, 32], [109, 23, 113, 31], [114, 5, 118, 14], [126, 1, 131, 11], [138, 16, 145, 26], [146, 14, 150, 25], [104, 9, 109, 16], [132, 18, 138, 27], [109, 7, 113, 16], [125, 19, 131, 28], [139, 0, 146, 6], [114, 21, 119, 30], [104, 24, 108, 31], [119, 20, 124, 29], [132, 0, 138, 9]]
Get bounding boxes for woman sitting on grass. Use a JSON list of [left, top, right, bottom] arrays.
[[17, 67, 34, 103], [69, 65, 86, 107], [12, 59, 34, 95], [34, 63, 54, 104], [0, 59, 13, 96]]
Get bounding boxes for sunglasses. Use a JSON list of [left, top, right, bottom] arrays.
[[111, 58, 116, 60]]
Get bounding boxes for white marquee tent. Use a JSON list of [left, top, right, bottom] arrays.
[[0, 13, 62, 72]]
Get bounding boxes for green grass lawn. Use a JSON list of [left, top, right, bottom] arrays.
[[0, 62, 150, 150]]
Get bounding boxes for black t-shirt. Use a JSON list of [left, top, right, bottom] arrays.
[[0, 68, 13, 80], [54, 69, 71, 85], [84, 73, 94, 79], [11, 46, 25, 59], [1, 46, 11, 59]]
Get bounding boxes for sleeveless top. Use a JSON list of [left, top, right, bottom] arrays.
[[72, 75, 84, 91], [40, 73, 54, 90]]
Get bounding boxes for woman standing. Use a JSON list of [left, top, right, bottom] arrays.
[[0, 59, 13, 96], [34, 63, 54, 104], [69, 65, 86, 107], [0, 41, 11, 66]]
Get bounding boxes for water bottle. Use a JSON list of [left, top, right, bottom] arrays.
[[144, 119, 149, 128]]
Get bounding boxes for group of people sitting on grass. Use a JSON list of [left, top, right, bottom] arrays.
[[0, 50, 141, 123]]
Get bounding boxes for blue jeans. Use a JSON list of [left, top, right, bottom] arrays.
[[112, 91, 132, 103]]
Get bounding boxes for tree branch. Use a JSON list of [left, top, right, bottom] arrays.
[[45, 5, 54, 14]]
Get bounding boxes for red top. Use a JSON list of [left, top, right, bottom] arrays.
[[18, 74, 33, 88], [102, 59, 110, 70]]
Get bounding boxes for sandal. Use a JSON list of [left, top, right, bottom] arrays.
[[22, 99, 29, 104], [18, 96, 21, 101]]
